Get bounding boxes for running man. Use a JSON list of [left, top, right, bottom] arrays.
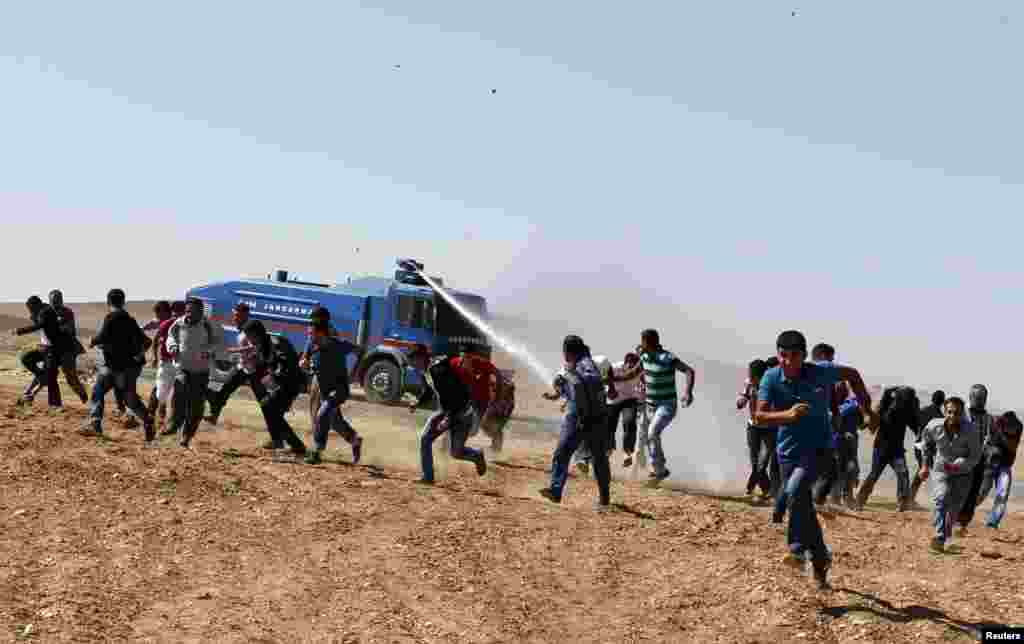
[[755, 330, 875, 590], [14, 291, 88, 407], [919, 396, 981, 553], [303, 316, 363, 465], [956, 384, 996, 535], [165, 298, 223, 448], [82, 289, 155, 441], [612, 329, 695, 484], [408, 345, 487, 485], [854, 386, 919, 511], [204, 302, 253, 425], [738, 359, 779, 501], [909, 390, 946, 507], [980, 411, 1021, 529], [539, 335, 612, 509], [240, 319, 308, 456]]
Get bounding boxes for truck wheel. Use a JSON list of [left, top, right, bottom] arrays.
[[364, 360, 402, 404]]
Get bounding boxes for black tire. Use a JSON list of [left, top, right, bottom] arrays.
[[363, 360, 402, 404]]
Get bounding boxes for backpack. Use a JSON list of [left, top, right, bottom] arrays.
[[428, 355, 471, 414], [566, 367, 607, 423]]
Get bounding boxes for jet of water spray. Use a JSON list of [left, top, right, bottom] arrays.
[[417, 272, 556, 385]]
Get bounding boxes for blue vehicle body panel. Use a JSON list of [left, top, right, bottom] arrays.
[[186, 270, 489, 400]]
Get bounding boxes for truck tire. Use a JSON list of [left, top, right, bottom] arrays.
[[363, 360, 402, 404]]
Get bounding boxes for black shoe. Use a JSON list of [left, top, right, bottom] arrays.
[[290, 444, 307, 457], [539, 488, 562, 504], [812, 561, 831, 590], [144, 423, 156, 443], [771, 510, 784, 524], [475, 454, 487, 477]]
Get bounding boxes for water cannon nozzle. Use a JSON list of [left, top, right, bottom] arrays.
[[396, 258, 424, 272]]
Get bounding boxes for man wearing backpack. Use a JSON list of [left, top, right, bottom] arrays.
[[81, 289, 155, 441], [165, 298, 223, 448], [408, 345, 487, 485], [538, 335, 613, 510]]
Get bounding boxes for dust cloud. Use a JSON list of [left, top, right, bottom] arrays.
[[483, 261, 759, 494]]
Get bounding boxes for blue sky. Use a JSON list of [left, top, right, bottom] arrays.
[[1, 1, 1021, 404]]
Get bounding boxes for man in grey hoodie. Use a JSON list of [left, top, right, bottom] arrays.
[[165, 298, 224, 448], [919, 396, 981, 553]]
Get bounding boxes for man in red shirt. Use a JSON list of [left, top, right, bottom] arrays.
[[149, 301, 184, 433], [449, 352, 512, 453]]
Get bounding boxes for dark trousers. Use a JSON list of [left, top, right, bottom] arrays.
[[958, 460, 987, 527], [858, 446, 910, 507], [550, 415, 611, 505], [21, 347, 86, 407], [170, 370, 210, 445], [607, 398, 638, 453], [780, 449, 829, 563], [89, 366, 150, 434], [813, 446, 838, 505], [313, 388, 357, 450], [831, 432, 860, 503], [746, 426, 780, 497], [207, 369, 247, 418], [260, 388, 306, 452]]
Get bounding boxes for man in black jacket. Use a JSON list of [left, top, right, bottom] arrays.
[[13, 294, 83, 409], [241, 320, 307, 456], [303, 317, 363, 465], [80, 289, 155, 442]]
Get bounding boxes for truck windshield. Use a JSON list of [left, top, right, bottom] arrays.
[[397, 296, 434, 330]]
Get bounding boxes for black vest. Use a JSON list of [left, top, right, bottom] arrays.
[[428, 356, 470, 414]]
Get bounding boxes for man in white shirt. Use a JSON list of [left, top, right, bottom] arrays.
[[605, 353, 642, 467]]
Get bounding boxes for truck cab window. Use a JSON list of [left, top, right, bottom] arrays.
[[397, 296, 434, 330]]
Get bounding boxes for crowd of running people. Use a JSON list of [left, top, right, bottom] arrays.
[[10, 290, 1021, 592]]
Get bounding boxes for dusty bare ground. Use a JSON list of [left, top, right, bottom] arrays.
[[0, 379, 1021, 644], [1, 302, 1022, 642]]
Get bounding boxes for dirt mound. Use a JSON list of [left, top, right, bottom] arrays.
[[0, 385, 1020, 643]]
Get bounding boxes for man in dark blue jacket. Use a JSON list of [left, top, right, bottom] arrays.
[[304, 317, 363, 465]]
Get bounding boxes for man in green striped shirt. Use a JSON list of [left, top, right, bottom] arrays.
[[613, 329, 696, 483]]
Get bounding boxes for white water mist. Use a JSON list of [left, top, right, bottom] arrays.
[[418, 272, 556, 385]]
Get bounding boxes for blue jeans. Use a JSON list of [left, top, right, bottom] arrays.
[[88, 366, 148, 432], [647, 401, 677, 475], [549, 413, 611, 504], [419, 408, 481, 482], [985, 466, 1013, 528], [779, 450, 829, 563], [313, 389, 357, 450]]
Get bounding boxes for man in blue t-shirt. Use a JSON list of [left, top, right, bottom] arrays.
[[756, 330, 876, 590]]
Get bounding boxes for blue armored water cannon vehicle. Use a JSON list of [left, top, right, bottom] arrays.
[[186, 259, 492, 404]]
